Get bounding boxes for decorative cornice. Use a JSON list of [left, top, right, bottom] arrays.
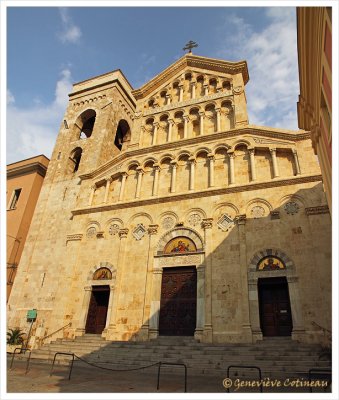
[[71, 174, 323, 217], [79, 127, 311, 181], [7, 161, 49, 179], [66, 234, 83, 242], [305, 205, 330, 215]]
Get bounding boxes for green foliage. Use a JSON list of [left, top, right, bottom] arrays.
[[6, 328, 25, 345]]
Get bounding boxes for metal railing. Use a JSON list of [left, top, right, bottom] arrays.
[[308, 368, 332, 393], [37, 322, 72, 347], [50, 352, 75, 380], [157, 362, 187, 392], [9, 347, 32, 374]]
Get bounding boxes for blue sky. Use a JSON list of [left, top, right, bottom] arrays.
[[7, 6, 300, 164]]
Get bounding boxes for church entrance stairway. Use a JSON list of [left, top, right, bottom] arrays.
[[15, 335, 331, 381]]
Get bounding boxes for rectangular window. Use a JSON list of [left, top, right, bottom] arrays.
[[8, 188, 22, 210]]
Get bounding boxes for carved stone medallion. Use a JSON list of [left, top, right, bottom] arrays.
[[251, 206, 265, 219], [284, 201, 300, 215], [162, 217, 175, 230], [109, 224, 120, 236], [86, 227, 96, 239], [187, 213, 202, 227]]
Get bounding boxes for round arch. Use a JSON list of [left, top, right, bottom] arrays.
[[157, 227, 204, 254]]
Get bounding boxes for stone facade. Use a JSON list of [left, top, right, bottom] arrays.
[[7, 54, 331, 347]]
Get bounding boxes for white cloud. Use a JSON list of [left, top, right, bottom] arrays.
[[7, 69, 73, 164], [57, 8, 82, 44], [216, 7, 299, 130], [7, 89, 15, 105]]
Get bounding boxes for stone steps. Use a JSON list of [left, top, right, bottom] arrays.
[[23, 335, 331, 378]]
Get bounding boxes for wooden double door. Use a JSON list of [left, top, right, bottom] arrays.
[[258, 277, 293, 336], [85, 285, 110, 334], [159, 267, 197, 336]]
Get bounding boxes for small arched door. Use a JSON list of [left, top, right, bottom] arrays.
[[258, 277, 293, 336]]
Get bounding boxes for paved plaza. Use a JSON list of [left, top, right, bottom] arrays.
[[6, 357, 331, 395]]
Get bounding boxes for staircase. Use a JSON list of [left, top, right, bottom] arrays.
[[23, 334, 331, 379]]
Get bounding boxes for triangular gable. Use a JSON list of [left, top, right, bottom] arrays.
[[132, 54, 249, 100]]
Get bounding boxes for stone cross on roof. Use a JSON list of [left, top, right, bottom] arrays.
[[183, 40, 198, 54]]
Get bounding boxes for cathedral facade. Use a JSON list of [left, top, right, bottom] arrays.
[[7, 54, 331, 346]]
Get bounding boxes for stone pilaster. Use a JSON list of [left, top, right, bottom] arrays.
[[202, 218, 213, 342], [139, 224, 159, 340], [235, 214, 252, 341], [149, 267, 163, 339]]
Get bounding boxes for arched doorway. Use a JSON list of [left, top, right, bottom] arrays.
[[248, 249, 305, 341], [85, 267, 112, 334], [151, 228, 205, 339]]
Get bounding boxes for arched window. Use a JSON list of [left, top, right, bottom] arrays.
[[114, 120, 131, 151], [68, 147, 83, 173], [76, 109, 96, 139]]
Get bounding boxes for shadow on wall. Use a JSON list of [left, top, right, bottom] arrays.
[[27, 182, 331, 351], [9, 183, 331, 393]]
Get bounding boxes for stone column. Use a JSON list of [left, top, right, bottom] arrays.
[[140, 225, 159, 340], [191, 81, 196, 99], [149, 267, 163, 339], [170, 161, 177, 193], [270, 148, 279, 178], [152, 122, 159, 146], [118, 172, 127, 202], [292, 149, 301, 175], [166, 94, 171, 105], [194, 264, 205, 341], [104, 177, 112, 204], [183, 115, 189, 139], [208, 154, 215, 187], [199, 112, 204, 136], [215, 107, 221, 132], [88, 185, 96, 206], [167, 119, 174, 142], [203, 83, 209, 96], [152, 164, 160, 196], [76, 286, 92, 335], [235, 214, 252, 341], [228, 152, 235, 184], [189, 157, 196, 191], [104, 284, 115, 330], [248, 148, 256, 182], [179, 84, 184, 102], [135, 168, 144, 199], [202, 218, 213, 342]]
